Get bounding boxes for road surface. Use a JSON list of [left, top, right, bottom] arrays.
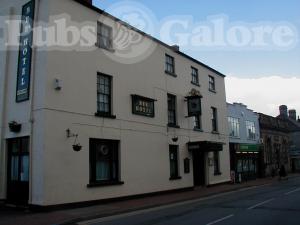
[[78, 176, 300, 225]]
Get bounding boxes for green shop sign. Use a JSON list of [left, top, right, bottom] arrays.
[[239, 144, 260, 152]]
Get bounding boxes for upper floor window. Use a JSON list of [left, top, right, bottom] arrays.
[[228, 117, 240, 138], [168, 94, 177, 127], [132, 95, 155, 117], [191, 67, 199, 85], [194, 115, 202, 130], [211, 107, 218, 132], [165, 54, 175, 75], [96, 73, 114, 117], [246, 121, 256, 140], [97, 22, 113, 50], [209, 75, 216, 92]]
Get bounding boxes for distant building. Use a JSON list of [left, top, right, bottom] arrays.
[[277, 106, 300, 172], [227, 103, 262, 182], [259, 112, 290, 176]]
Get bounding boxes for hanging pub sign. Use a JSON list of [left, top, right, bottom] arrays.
[[16, 0, 35, 102], [187, 95, 202, 117]]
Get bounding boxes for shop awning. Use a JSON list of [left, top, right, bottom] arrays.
[[187, 141, 224, 152]]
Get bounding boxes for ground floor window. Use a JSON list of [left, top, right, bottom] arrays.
[[236, 154, 258, 181], [169, 145, 180, 179], [213, 151, 221, 175], [89, 139, 119, 184]]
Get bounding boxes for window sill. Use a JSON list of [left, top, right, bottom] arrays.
[[132, 112, 155, 118], [95, 112, 116, 119], [169, 176, 182, 180], [209, 89, 216, 93], [214, 172, 222, 176], [193, 128, 203, 132], [211, 131, 220, 134], [168, 124, 180, 129], [87, 181, 124, 188], [165, 70, 177, 77], [191, 81, 200, 87], [230, 136, 240, 139]]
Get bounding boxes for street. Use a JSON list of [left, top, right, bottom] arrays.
[[79, 176, 300, 225]]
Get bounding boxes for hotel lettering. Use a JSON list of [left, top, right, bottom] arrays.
[[16, 0, 35, 102]]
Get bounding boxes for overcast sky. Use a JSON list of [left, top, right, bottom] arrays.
[[93, 0, 300, 116]]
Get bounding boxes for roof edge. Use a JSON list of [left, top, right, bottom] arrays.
[[73, 0, 226, 78]]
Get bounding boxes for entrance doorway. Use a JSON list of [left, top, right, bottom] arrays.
[[6, 137, 29, 205], [193, 150, 206, 186]]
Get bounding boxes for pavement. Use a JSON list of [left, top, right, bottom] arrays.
[[0, 174, 299, 225]]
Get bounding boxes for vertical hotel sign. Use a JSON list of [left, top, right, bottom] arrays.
[[16, 0, 35, 102]]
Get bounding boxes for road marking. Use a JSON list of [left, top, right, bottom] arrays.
[[247, 198, 274, 210], [77, 185, 269, 225], [205, 214, 234, 225], [285, 187, 300, 195]]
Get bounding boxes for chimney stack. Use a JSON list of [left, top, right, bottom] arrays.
[[289, 109, 297, 120], [279, 105, 288, 118], [171, 45, 180, 52]]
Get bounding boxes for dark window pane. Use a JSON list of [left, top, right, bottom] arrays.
[[97, 23, 113, 49], [20, 155, 29, 181], [194, 115, 201, 129], [97, 74, 112, 114], [169, 146, 179, 178], [191, 67, 199, 84], [214, 151, 220, 174], [209, 76, 215, 91], [10, 156, 19, 181], [212, 107, 218, 132], [90, 140, 119, 183], [165, 55, 175, 74], [168, 94, 177, 125]]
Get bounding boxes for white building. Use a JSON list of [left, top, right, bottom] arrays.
[[227, 103, 262, 181], [0, 0, 230, 206]]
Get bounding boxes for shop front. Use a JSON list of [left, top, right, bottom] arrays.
[[230, 143, 262, 182]]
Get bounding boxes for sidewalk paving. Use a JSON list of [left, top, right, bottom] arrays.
[[0, 174, 299, 225]]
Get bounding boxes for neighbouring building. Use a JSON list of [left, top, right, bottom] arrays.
[[227, 103, 262, 182], [0, 0, 230, 206], [259, 112, 290, 177], [277, 106, 300, 172]]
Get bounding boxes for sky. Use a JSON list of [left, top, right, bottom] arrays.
[[93, 0, 300, 116]]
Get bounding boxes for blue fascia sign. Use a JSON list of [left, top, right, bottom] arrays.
[[16, 0, 35, 102]]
